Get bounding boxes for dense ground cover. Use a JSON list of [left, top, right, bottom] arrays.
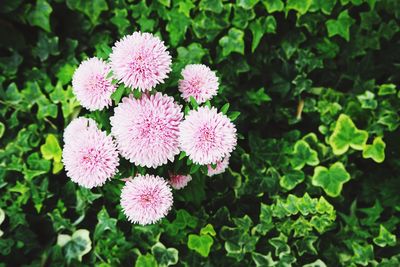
[[0, 0, 400, 266]]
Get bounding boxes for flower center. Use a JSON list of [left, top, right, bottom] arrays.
[[197, 125, 216, 150], [88, 74, 110, 94], [81, 147, 103, 169], [138, 187, 160, 207]]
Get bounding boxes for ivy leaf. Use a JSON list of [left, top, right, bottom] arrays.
[[362, 136, 385, 163], [357, 90, 377, 109], [110, 9, 130, 35], [219, 28, 245, 57], [326, 10, 355, 41], [93, 207, 117, 241], [280, 170, 305, 191], [329, 114, 368, 155], [286, 0, 313, 15], [32, 31, 59, 62], [188, 234, 214, 257], [40, 134, 62, 174], [200, 224, 216, 236], [237, 0, 259, 9], [311, 162, 350, 197], [135, 253, 157, 267], [378, 84, 396, 96], [151, 242, 179, 267], [310, 0, 336, 15], [373, 225, 397, 247], [246, 88, 272, 104], [303, 259, 328, 267], [251, 252, 277, 266], [199, 0, 224, 13], [27, 0, 52, 32], [57, 229, 92, 263], [290, 140, 319, 170], [261, 0, 284, 13], [66, 0, 108, 25], [351, 243, 374, 266]]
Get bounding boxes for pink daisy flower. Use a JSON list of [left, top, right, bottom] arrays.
[[109, 32, 172, 91], [178, 64, 219, 104], [169, 174, 192, 190], [120, 174, 173, 225], [179, 106, 237, 165], [207, 156, 230, 177], [72, 57, 116, 111], [62, 119, 119, 189], [110, 93, 183, 168], [63, 117, 97, 144]]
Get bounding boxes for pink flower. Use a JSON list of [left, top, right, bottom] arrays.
[[110, 93, 183, 168], [179, 106, 237, 165], [169, 174, 192, 190], [72, 57, 116, 111], [62, 118, 119, 189], [120, 174, 173, 225], [63, 117, 97, 144], [109, 32, 172, 91], [207, 156, 230, 177], [179, 64, 219, 104]]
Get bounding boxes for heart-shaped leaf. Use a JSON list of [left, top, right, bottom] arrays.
[[329, 114, 368, 155], [151, 242, 179, 267], [187, 234, 214, 257], [311, 162, 350, 197], [280, 170, 305, 191]]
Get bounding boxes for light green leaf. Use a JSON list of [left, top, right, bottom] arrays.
[[357, 90, 377, 109], [329, 114, 368, 155], [251, 252, 277, 266], [362, 136, 385, 163], [286, 0, 312, 15], [237, 0, 259, 10], [290, 140, 319, 170], [378, 84, 396, 96], [0, 208, 5, 237], [261, 0, 284, 13], [199, 0, 224, 13], [27, 0, 52, 32], [351, 243, 374, 266], [0, 122, 4, 139], [373, 225, 396, 247], [303, 259, 327, 267], [40, 134, 63, 174], [188, 234, 214, 257], [135, 253, 158, 267], [312, 162, 350, 197], [219, 28, 245, 57], [326, 10, 355, 41], [200, 224, 216, 236], [280, 170, 305, 191]]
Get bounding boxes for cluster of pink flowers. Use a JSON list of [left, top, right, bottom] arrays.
[[62, 32, 237, 225]]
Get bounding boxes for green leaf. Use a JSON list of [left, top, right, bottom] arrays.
[[111, 85, 125, 105], [310, 0, 336, 15], [303, 259, 327, 267], [94, 207, 117, 241], [189, 96, 199, 110], [56, 63, 76, 85], [261, 0, 284, 13], [135, 253, 158, 267], [32, 31, 59, 62], [286, 0, 312, 15], [378, 84, 397, 96], [249, 16, 277, 52], [229, 111, 241, 121], [0, 122, 4, 139], [290, 140, 319, 170], [40, 134, 63, 174], [220, 103, 230, 114], [326, 10, 355, 41], [311, 162, 350, 197], [151, 242, 179, 267], [188, 234, 214, 257], [110, 9, 130, 35], [27, 0, 52, 32], [357, 90, 377, 109], [373, 225, 396, 247], [280, 170, 305, 191], [66, 0, 108, 25], [237, 0, 259, 9], [329, 114, 368, 155], [57, 229, 92, 263], [251, 252, 277, 266], [0, 208, 4, 237], [200, 224, 216, 236], [219, 28, 245, 57], [351, 243, 374, 266], [362, 136, 385, 163], [199, 0, 224, 13]]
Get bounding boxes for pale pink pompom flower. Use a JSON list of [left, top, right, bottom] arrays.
[[120, 174, 173, 225], [179, 106, 237, 165], [62, 119, 119, 189], [207, 156, 230, 177], [110, 93, 183, 168], [63, 117, 97, 144], [169, 174, 192, 190], [109, 32, 172, 91], [72, 57, 116, 111], [178, 64, 219, 104]]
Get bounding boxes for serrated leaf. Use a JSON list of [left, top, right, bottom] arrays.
[[311, 162, 350, 197]]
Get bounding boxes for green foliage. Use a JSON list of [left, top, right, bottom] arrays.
[[1, 0, 400, 266]]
